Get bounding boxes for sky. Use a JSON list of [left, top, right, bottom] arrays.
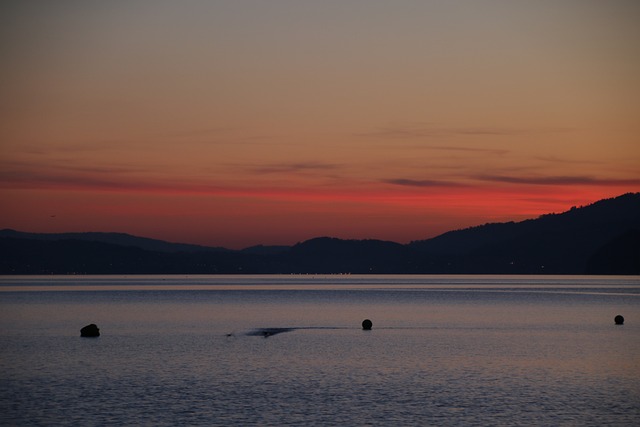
[[1, 0, 639, 249]]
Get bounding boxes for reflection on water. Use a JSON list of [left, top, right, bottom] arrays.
[[1, 275, 639, 425]]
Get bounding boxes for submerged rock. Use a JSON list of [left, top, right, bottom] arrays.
[[246, 327, 295, 337], [80, 324, 100, 337], [362, 319, 372, 330], [614, 315, 624, 325]]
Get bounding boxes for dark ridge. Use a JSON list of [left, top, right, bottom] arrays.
[[241, 245, 291, 255], [585, 229, 640, 275], [407, 192, 640, 274], [286, 237, 415, 274], [1, 192, 638, 274], [0, 229, 230, 253]]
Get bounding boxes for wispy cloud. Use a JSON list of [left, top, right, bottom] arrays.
[[382, 178, 466, 188], [422, 145, 509, 155], [0, 160, 345, 198], [0, 162, 408, 206], [474, 174, 640, 186], [0, 161, 163, 192], [158, 126, 236, 138], [359, 122, 573, 140], [249, 162, 342, 175], [534, 156, 603, 165]]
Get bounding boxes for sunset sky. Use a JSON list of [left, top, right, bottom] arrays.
[[1, 1, 639, 249]]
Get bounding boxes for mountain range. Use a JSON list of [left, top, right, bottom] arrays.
[[1, 193, 638, 275]]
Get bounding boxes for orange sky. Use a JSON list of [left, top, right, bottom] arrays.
[[1, 1, 639, 248]]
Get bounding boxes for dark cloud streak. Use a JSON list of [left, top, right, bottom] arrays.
[[475, 174, 640, 186], [383, 178, 466, 188], [359, 122, 573, 140], [422, 145, 509, 155], [534, 156, 603, 165], [249, 162, 342, 174]]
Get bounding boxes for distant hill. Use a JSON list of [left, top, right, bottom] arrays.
[[240, 245, 290, 255], [0, 236, 275, 274], [1, 193, 638, 274], [0, 229, 229, 253], [286, 237, 415, 274], [585, 229, 640, 275], [408, 192, 640, 274]]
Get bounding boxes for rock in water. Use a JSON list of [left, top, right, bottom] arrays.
[[614, 315, 624, 325], [80, 324, 100, 337], [362, 319, 373, 330]]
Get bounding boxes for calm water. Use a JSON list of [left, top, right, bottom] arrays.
[[1, 275, 639, 426]]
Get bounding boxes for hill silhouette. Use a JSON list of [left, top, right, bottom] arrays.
[[1, 193, 638, 274], [287, 237, 415, 274], [409, 192, 640, 273], [0, 229, 229, 253]]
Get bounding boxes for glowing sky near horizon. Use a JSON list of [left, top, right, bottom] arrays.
[[1, 0, 639, 249]]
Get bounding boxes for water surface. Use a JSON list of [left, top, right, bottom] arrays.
[[1, 275, 639, 425]]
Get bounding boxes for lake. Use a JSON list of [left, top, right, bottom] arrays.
[[1, 275, 639, 426]]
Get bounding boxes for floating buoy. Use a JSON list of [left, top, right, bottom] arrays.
[[614, 315, 624, 325], [362, 319, 372, 330]]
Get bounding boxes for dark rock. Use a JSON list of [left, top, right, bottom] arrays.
[[80, 324, 100, 337], [362, 319, 372, 330], [246, 327, 295, 337], [614, 315, 624, 325]]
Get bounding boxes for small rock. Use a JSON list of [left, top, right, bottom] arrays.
[[362, 319, 373, 330], [614, 315, 624, 325], [80, 324, 100, 337]]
